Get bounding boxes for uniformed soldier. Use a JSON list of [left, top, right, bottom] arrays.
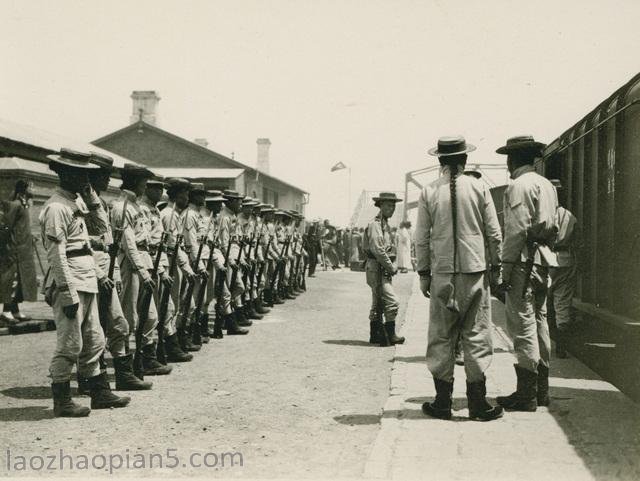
[[263, 208, 284, 306], [252, 204, 272, 315], [495, 135, 559, 411], [363, 192, 404, 347], [140, 178, 192, 363], [305, 220, 321, 277], [201, 190, 227, 338], [548, 179, 579, 359], [416, 136, 503, 421], [111, 163, 172, 376], [218, 190, 249, 335], [238, 197, 263, 321], [290, 212, 307, 293], [160, 178, 198, 357], [86, 152, 152, 391], [40, 148, 130, 417], [274, 210, 297, 301]]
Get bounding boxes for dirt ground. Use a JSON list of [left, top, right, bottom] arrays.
[[0, 269, 414, 478]]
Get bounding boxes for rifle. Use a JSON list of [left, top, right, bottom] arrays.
[[155, 206, 179, 364], [269, 224, 288, 293], [288, 229, 300, 291], [521, 221, 557, 299], [241, 223, 257, 305], [256, 228, 273, 292], [277, 231, 292, 295], [190, 210, 219, 345], [251, 221, 268, 296], [179, 209, 215, 345]]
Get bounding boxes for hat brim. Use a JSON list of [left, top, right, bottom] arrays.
[[205, 196, 225, 202], [372, 197, 402, 204], [496, 141, 545, 155], [223, 194, 245, 200], [427, 144, 476, 157], [47, 155, 100, 170]]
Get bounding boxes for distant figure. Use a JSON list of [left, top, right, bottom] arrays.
[[396, 221, 412, 273], [349, 227, 363, 270], [0, 180, 37, 326], [322, 220, 340, 269]]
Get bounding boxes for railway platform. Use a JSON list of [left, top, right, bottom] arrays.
[[365, 278, 640, 481]]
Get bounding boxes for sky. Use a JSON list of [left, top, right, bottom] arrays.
[[2, 0, 639, 225]]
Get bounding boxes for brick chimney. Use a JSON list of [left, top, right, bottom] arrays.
[[257, 138, 271, 174], [130, 91, 160, 125], [194, 138, 209, 148]]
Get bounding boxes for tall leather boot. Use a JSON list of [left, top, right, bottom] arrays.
[[200, 313, 212, 341], [164, 333, 193, 362], [496, 365, 538, 411], [142, 342, 173, 376], [537, 363, 550, 407], [272, 289, 285, 305], [114, 354, 153, 390], [52, 381, 90, 417], [225, 313, 249, 335], [378, 322, 391, 347], [179, 326, 201, 352], [285, 287, 297, 299], [193, 315, 208, 344], [263, 289, 274, 307], [255, 298, 271, 315], [369, 321, 380, 344], [76, 371, 90, 396], [246, 302, 264, 320], [87, 372, 131, 409], [422, 378, 453, 420], [384, 322, 405, 345], [466, 377, 503, 421], [211, 312, 224, 339], [235, 308, 253, 327]]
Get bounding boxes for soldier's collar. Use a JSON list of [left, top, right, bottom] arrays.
[[510, 164, 535, 180]]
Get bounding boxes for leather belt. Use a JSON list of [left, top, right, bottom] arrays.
[[136, 242, 148, 252], [66, 246, 92, 258]]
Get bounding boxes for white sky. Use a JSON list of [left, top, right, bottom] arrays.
[[2, 0, 639, 225]]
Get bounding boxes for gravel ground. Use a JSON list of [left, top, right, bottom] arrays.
[[0, 269, 414, 478]]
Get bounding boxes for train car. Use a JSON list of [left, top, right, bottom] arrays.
[[541, 72, 640, 329]]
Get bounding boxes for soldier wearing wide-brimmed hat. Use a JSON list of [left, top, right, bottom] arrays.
[[236, 197, 265, 320], [111, 163, 172, 377], [362, 192, 403, 348], [416, 136, 503, 422], [216, 190, 249, 335], [289, 211, 307, 294], [39, 148, 130, 417], [494, 135, 559, 412], [252, 204, 273, 314], [159, 177, 197, 361], [83, 152, 152, 393], [263, 205, 284, 306]]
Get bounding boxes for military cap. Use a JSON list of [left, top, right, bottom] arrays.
[[120, 163, 155, 179], [166, 177, 191, 191], [496, 135, 545, 155], [47, 148, 99, 170], [205, 189, 225, 203], [259, 205, 275, 213], [89, 151, 115, 171], [372, 192, 402, 207], [222, 189, 245, 200], [243, 197, 260, 206]]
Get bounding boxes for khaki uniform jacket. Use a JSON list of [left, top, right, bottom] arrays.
[[415, 167, 502, 274], [39, 188, 108, 306], [554, 206, 579, 267], [160, 203, 193, 276], [502, 165, 558, 280], [363, 214, 395, 274]]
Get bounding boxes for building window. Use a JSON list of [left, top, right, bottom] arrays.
[[273, 192, 279, 207]]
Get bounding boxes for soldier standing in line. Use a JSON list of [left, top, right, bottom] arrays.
[[40, 148, 130, 417], [291, 212, 307, 293], [276, 210, 297, 300], [85, 152, 152, 391], [305, 220, 320, 277], [200, 190, 227, 338], [159, 178, 197, 358], [416, 136, 503, 421], [548, 179, 580, 359], [140, 178, 192, 363], [239, 197, 263, 320], [495, 136, 559, 411], [111, 164, 172, 376], [255, 204, 274, 313], [263, 207, 283, 306], [363, 192, 405, 347], [218, 190, 249, 335], [181, 183, 211, 350]]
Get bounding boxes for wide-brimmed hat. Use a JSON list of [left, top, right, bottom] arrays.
[[205, 189, 225, 203], [549, 179, 563, 189], [428, 136, 476, 157], [120, 163, 154, 179], [89, 151, 115, 171], [372, 192, 402, 207], [189, 182, 206, 194], [496, 135, 546, 155], [260, 205, 275, 214], [242, 197, 259, 207], [146, 176, 166, 188], [222, 189, 245, 200], [274, 209, 291, 218], [166, 177, 192, 193], [47, 148, 99, 171]]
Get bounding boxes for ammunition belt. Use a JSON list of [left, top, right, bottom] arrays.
[[66, 246, 92, 258]]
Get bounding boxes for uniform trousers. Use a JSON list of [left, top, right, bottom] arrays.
[[365, 259, 399, 323], [505, 264, 551, 372], [119, 257, 158, 347], [97, 285, 129, 358], [50, 291, 104, 383], [427, 272, 492, 383], [548, 264, 576, 334]]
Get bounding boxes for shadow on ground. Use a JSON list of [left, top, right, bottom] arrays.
[[0, 406, 53, 421]]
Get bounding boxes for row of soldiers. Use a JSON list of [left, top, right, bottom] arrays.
[[39, 148, 310, 417]]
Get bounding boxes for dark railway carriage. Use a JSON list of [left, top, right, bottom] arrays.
[[541, 72, 640, 327]]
